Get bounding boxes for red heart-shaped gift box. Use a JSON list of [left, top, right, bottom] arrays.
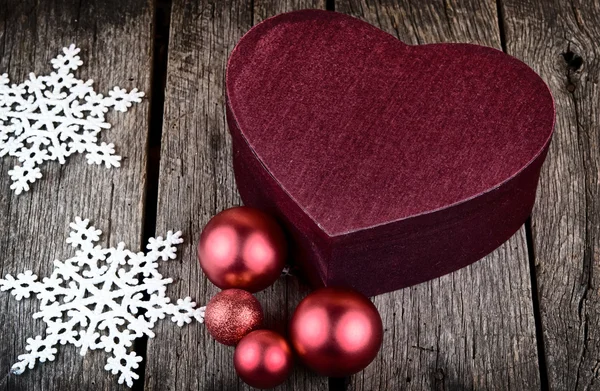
[[225, 10, 554, 297]]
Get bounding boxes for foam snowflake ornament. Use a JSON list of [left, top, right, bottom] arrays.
[[0, 217, 205, 387], [0, 44, 144, 194]]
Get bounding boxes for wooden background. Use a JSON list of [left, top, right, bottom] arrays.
[[0, 0, 597, 390]]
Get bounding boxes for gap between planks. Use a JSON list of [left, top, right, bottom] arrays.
[[525, 217, 550, 390], [131, 0, 173, 390]]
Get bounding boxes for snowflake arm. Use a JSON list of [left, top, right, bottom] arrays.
[[85, 141, 121, 168], [0, 271, 45, 300], [106, 87, 144, 112], [105, 346, 143, 387], [51, 44, 83, 74], [165, 297, 206, 327], [7, 165, 43, 195], [11, 334, 60, 375], [66, 217, 102, 250], [146, 230, 184, 261]]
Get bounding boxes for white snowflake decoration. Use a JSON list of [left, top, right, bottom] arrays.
[[0, 44, 144, 194], [0, 217, 205, 387]]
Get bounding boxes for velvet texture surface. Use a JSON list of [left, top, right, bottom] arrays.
[[225, 10, 555, 296]]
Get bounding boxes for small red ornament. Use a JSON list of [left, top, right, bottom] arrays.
[[289, 287, 383, 377], [204, 289, 263, 346], [198, 206, 287, 293], [234, 330, 293, 389]]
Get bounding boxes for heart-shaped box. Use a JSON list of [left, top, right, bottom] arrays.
[[225, 10, 554, 296]]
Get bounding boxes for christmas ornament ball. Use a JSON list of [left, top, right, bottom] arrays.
[[234, 330, 294, 389], [205, 289, 263, 346], [198, 206, 287, 293], [289, 287, 383, 377]]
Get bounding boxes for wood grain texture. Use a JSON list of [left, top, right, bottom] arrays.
[[335, 1, 542, 389], [500, 0, 600, 389], [143, 1, 327, 390], [0, 0, 152, 390]]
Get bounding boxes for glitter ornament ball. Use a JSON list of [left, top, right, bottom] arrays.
[[198, 206, 288, 293], [289, 287, 383, 377], [205, 289, 264, 346], [234, 330, 293, 389]]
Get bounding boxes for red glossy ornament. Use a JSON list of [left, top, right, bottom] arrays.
[[289, 287, 383, 377], [234, 330, 293, 389], [204, 289, 264, 346], [198, 206, 287, 292]]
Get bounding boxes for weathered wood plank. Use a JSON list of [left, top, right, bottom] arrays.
[[335, 1, 541, 389], [0, 0, 152, 390], [143, 1, 327, 390], [500, 0, 600, 389]]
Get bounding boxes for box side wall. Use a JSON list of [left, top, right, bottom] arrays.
[[329, 146, 549, 296]]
